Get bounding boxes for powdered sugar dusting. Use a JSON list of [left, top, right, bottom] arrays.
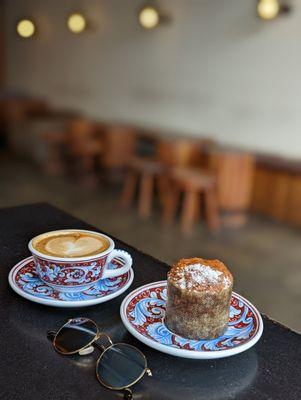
[[223, 276, 231, 286], [177, 263, 229, 290]]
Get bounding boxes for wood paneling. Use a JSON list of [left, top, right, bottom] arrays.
[[252, 169, 289, 221], [251, 164, 301, 227], [286, 176, 301, 226]]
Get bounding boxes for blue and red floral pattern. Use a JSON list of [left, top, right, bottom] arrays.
[[15, 258, 130, 302], [33, 254, 106, 288], [125, 282, 261, 352]]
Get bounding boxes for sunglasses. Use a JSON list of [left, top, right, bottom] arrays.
[[47, 317, 152, 399]]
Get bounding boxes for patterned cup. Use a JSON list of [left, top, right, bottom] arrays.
[[28, 230, 132, 292]]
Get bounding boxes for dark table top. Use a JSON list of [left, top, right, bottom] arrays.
[[1, 203, 301, 400]]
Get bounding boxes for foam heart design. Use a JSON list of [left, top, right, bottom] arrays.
[[45, 236, 104, 257]]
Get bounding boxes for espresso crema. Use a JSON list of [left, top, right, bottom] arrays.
[[33, 231, 110, 258]]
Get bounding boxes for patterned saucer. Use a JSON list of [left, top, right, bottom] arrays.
[[120, 281, 263, 359], [9, 256, 134, 308]]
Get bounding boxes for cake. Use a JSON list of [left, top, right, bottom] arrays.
[[165, 257, 233, 340]]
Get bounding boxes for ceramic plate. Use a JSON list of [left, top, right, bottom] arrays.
[[120, 281, 263, 359], [9, 256, 134, 308]]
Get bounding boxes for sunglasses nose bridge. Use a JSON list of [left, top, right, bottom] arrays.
[[96, 332, 113, 349]]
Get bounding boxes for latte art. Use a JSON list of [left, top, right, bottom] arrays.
[[45, 236, 104, 257], [33, 231, 110, 258]]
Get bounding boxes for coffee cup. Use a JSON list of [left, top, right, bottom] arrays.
[[28, 229, 132, 292]]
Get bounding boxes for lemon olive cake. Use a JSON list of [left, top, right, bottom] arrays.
[[165, 257, 233, 340]]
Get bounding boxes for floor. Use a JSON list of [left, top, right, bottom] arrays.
[[1, 154, 301, 333]]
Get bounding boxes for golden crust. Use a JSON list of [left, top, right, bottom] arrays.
[[168, 257, 233, 292]]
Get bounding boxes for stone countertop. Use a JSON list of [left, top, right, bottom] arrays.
[[1, 203, 300, 400]]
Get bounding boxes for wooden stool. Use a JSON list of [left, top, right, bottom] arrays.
[[162, 167, 220, 234], [120, 156, 165, 219], [120, 138, 207, 220]]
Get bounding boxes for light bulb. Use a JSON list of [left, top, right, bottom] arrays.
[[67, 13, 87, 33], [257, 0, 280, 20], [139, 6, 160, 29], [17, 19, 35, 38]]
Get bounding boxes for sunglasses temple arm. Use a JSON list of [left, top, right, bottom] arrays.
[[47, 330, 56, 342], [123, 388, 133, 400]]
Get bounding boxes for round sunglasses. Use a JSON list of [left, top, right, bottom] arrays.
[[47, 317, 152, 399]]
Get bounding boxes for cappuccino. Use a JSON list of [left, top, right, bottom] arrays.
[[32, 230, 110, 258]]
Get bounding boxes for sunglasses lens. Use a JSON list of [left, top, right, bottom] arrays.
[[54, 318, 97, 354], [97, 344, 146, 389]]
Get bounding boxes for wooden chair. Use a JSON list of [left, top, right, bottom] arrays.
[[37, 111, 81, 175], [4, 98, 49, 153], [101, 125, 137, 182], [66, 118, 104, 185], [120, 137, 209, 219], [3, 98, 48, 122]]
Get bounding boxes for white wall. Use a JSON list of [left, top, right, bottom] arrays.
[[4, 0, 301, 158]]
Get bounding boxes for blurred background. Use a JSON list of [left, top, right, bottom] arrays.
[[1, 0, 300, 331]]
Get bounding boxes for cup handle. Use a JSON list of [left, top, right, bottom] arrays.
[[102, 249, 132, 279]]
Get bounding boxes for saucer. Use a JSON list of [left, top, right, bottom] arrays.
[[9, 256, 134, 308], [120, 281, 263, 359]]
